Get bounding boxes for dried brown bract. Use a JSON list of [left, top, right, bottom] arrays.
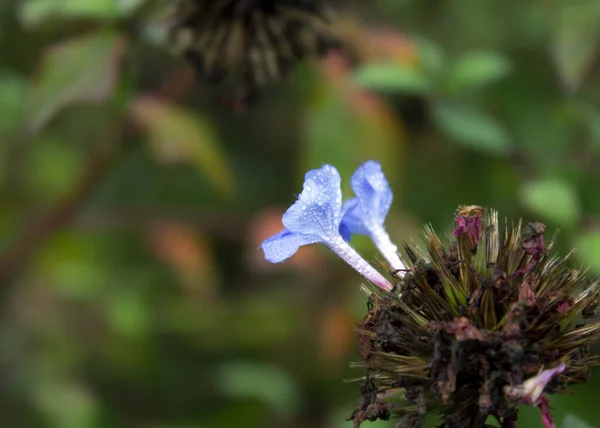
[[351, 207, 600, 428]]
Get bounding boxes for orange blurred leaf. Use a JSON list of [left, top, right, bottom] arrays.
[[318, 303, 355, 366], [148, 221, 216, 298]]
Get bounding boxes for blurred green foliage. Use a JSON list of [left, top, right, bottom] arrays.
[[1, 0, 600, 427]]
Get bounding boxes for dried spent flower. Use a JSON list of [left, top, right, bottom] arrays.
[[167, 0, 341, 104], [351, 206, 600, 428]]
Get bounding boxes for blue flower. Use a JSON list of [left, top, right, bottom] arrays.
[[261, 164, 343, 263], [341, 161, 406, 272], [342, 161, 392, 233], [261, 230, 321, 263], [261, 164, 392, 290]]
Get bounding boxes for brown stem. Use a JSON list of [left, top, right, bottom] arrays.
[[0, 149, 116, 283]]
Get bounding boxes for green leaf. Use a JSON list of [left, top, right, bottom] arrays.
[[24, 31, 125, 134], [0, 70, 26, 139], [216, 361, 300, 416], [34, 381, 99, 428], [563, 414, 596, 428], [570, 102, 600, 153], [107, 291, 148, 338], [26, 136, 84, 198], [0, 70, 26, 184], [353, 62, 432, 95], [414, 36, 446, 77], [19, 0, 145, 26], [520, 179, 581, 228], [431, 102, 512, 155], [446, 52, 511, 93], [551, 0, 600, 92], [37, 233, 108, 300], [575, 230, 600, 274], [130, 97, 235, 197]]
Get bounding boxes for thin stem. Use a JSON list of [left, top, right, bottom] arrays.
[[326, 236, 392, 291], [370, 225, 406, 274]]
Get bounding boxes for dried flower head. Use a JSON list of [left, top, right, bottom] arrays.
[[259, 161, 600, 428], [167, 0, 341, 104], [352, 206, 600, 428]]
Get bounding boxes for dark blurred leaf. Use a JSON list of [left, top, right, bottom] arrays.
[[563, 413, 595, 428], [571, 102, 600, 152], [0, 70, 26, 138], [216, 361, 300, 416], [26, 136, 83, 198], [0, 70, 26, 184], [19, 0, 145, 26], [37, 233, 107, 299], [354, 62, 432, 94], [431, 102, 511, 155], [520, 179, 580, 229], [446, 52, 511, 93], [150, 424, 202, 428], [151, 424, 202, 428], [205, 401, 268, 428], [508, 98, 573, 158], [551, 0, 600, 92], [24, 31, 125, 134], [130, 97, 235, 197]]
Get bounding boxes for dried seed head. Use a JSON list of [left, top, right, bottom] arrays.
[[167, 0, 341, 104], [351, 207, 600, 428]]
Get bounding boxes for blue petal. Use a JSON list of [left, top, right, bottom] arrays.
[[261, 229, 321, 263], [350, 161, 393, 229], [282, 165, 343, 239], [340, 198, 369, 236], [339, 222, 352, 242]]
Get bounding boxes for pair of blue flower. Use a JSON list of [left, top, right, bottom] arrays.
[[261, 161, 405, 291]]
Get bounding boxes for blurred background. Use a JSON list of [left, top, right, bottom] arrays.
[[1, 0, 600, 427]]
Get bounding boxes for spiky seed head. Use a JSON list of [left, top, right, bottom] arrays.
[[167, 0, 341, 104], [351, 207, 600, 428]]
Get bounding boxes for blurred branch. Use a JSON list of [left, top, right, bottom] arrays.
[[0, 149, 117, 283], [0, 66, 195, 284], [74, 209, 248, 240]]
